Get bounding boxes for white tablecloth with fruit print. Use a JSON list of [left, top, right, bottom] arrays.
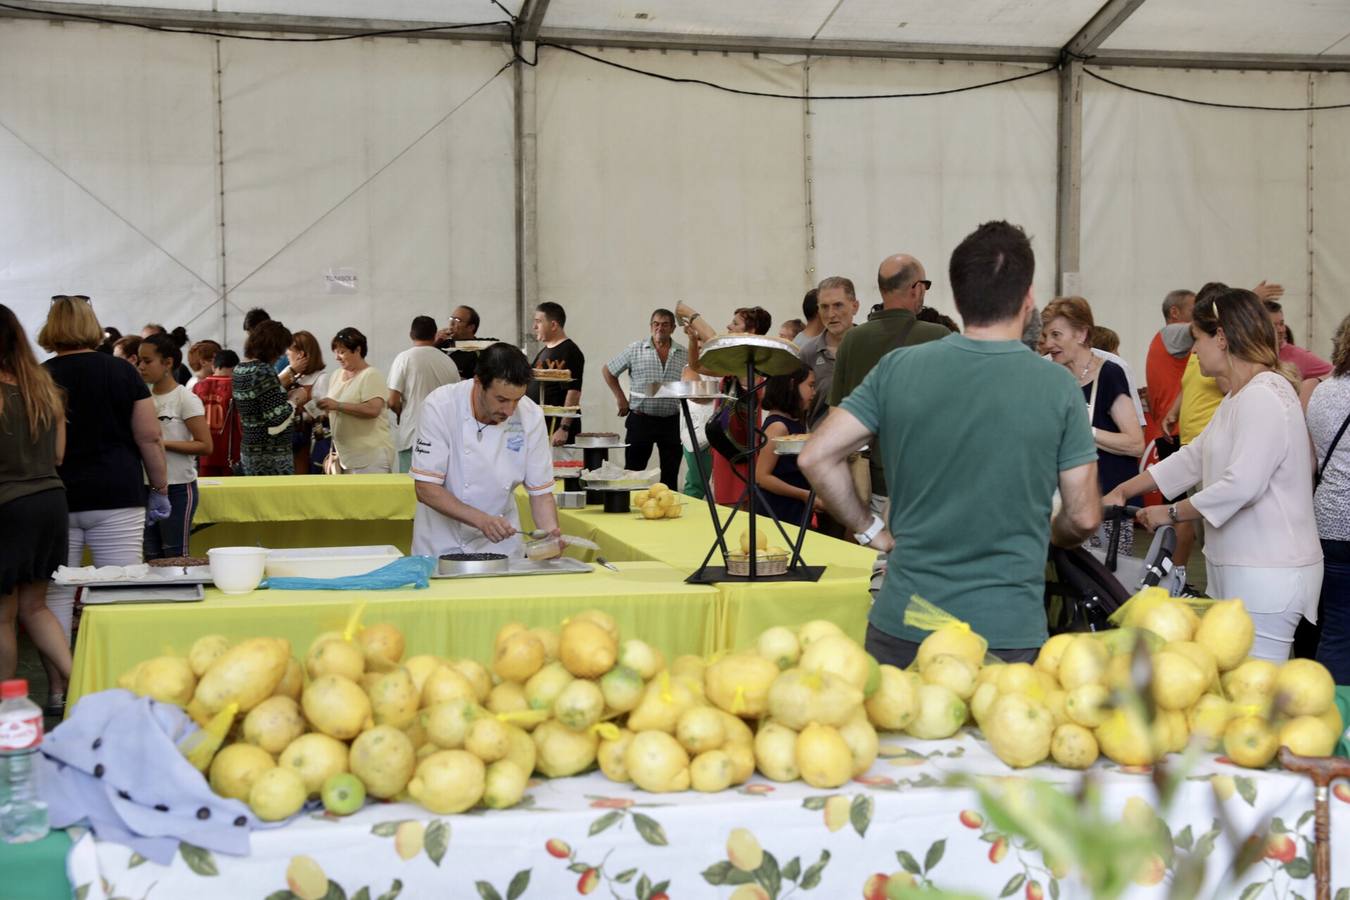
[[67, 731, 1349, 900]]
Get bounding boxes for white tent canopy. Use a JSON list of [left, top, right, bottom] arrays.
[[3, 0, 1348, 437]]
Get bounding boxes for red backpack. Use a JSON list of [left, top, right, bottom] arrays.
[[193, 375, 242, 473]]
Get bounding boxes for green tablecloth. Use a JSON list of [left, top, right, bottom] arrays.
[[0, 828, 73, 900]]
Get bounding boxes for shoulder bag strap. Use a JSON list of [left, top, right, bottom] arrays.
[[892, 313, 920, 350], [1316, 408, 1350, 489], [1086, 370, 1101, 426]]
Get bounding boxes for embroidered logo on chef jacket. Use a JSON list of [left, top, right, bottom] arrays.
[[506, 420, 524, 452]]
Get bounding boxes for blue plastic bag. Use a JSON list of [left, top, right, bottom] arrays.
[[264, 555, 436, 591]]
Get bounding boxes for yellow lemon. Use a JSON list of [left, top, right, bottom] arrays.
[[1050, 723, 1099, 769]]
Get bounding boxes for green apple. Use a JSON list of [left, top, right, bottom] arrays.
[[321, 772, 367, 816]]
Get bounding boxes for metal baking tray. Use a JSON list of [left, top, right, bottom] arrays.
[[632, 381, 729, 400], [82, 584, 205, 604], [699, 335, 802, 377], [54, 566, 214, 588], [432, 557, 594, 580], [569, 434, 625, 449]]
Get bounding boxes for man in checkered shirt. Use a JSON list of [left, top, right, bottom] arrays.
[[602, 308, 689, 489]]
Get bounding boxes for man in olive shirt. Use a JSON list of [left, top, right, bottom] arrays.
[[801, 221, 1102, 665], [830, 253, 951, 515]]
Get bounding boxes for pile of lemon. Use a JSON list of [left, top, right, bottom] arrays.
[[898, 590, 1343, 771], [633, 482, 683, 519]]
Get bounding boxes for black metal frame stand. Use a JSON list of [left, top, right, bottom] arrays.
[[684, 357, 823, 585]]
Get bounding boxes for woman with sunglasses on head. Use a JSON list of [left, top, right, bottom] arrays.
[[0, 305, 73, 687], [39, 296, 169, 713], [1104, 288, 1322, 662], [137, 334, 212, 559], [316, 327, 394, 474]]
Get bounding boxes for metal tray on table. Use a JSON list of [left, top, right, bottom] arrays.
[[698, 335, 801, 377], [632, 381, 729, 401], [432, 557, 594, 580]]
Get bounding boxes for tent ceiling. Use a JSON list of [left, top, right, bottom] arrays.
[[8, 0, 1350, 67]]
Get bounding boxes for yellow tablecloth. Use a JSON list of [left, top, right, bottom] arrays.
[[67, 561, 717, 706], [522, 497, 879, 650], [191, 474, 415, 554]]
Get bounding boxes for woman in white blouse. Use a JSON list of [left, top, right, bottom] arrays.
[[1104, 288, 1322, 661]]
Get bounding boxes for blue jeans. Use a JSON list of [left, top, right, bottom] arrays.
[[144, 482, 199, 560], [1315, 538, 1350, 684]]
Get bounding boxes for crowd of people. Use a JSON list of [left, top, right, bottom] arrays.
[[3, 219, 1348, 715]]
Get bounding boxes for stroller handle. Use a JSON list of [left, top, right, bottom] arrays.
[[1103, 504, 1143, 520]]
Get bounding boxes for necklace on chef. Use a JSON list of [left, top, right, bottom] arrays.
[[472, 388, 491, 442]]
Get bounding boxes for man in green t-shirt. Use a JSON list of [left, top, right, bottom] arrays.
[[800, 221, 1102, 665]]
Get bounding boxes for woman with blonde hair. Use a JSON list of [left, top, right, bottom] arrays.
[[1041, 296, 1144, 553], [39, 296, 169, 712], [0, 304, 72, 685], [1105, 288, 1322, 661]]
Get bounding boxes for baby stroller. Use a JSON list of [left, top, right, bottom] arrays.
[[1045, 505, 1186, 634]]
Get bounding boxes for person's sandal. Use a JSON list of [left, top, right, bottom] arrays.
[[43, 691, 66, 718]]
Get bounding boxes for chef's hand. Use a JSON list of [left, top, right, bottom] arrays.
[[477, 513, 517, 543], [551, 428, 568, 447]]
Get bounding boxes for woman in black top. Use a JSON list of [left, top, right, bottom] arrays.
[[0, 305, 72, 684], [39, 297, 168, 710]]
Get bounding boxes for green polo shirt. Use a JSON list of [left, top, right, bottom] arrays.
[[829, 308, 952, 495], [840, 335, 1097, 649]]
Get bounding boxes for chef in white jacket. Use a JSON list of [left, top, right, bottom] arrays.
[[410, 343, 560, 558]]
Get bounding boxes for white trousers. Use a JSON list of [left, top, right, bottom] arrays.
[[1205, 560, 1324, 662], [46, 507, 144, 639]]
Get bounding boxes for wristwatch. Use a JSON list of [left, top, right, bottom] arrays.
[[1167, 505, 1179, 524], [854, 514, 886, 547]]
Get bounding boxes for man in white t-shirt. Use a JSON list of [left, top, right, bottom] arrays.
[[410, 343, 559, 558], [388, 316, 460, 473]]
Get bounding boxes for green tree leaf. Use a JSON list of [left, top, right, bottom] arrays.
[[589, 810, 623, 836], [782, 857, 802, 883], [801, 796, 829, 811], [1235, 776, 1257, 807], [369, 820, 412, 838], [615, 868, 638, 884], [1175, 825, 1194, 852], [475, 883, 503, 900], [637, 874, 651, 900], [1283, 858, 1313, 880], [263, 892, 297, 900], [1238, 882, 1267, 900], [321, 884, 347, 900], [1297, 809, 1315, 829], [800, 850, 830, 890], [755, 851, 782, 899], [352, 890, 370, 900], [74, 886, 91, 900], [1000, 873, 1026, 898], [702, 862, 732, 886], [568, 863, 590, 874], [127, 852, 146, 869], [1271, 817, 1288, 834], [1049, 879, 1060, 900], [179, 843, 219, 877], [897, 851, 922, 875], [632, 812, 668, 846], [507, 869, 531, 900], [651, 881, 671, 896], [375, 881, 403, 900], [924, 838, 946, 874], [850, 795, 873, 838], [424, 820, 450, 867], [1334, 889, 1349, 900]]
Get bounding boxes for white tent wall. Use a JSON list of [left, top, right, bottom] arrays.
[[808, 57, 1060, 325], [1081, 67, 1346, 381], [0, 20, 220, 344], [1311, 72, 1350, 357], [217, 38, 516, 374], [535, 47, 809, 437]]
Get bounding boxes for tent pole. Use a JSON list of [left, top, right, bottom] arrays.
[[213, 37, 228, 343], [513, 43, 539, 348], [1055, 59, 1083, 297]]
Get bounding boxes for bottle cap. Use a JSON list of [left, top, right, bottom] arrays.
[[0, 679, 28, 700]]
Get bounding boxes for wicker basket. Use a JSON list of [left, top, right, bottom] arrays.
[[727, 552, 789, 576]]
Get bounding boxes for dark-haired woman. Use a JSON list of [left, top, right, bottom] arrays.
[[316, 328, 394, 474], [234, 320, 295, 475], [138, 334, 212, 559], [0, 304, 71, 684], [753, 366, 820, 526], [1105, 288, 1322, 661]]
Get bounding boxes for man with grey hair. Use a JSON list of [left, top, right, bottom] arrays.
[[797, 275, 859, 426]]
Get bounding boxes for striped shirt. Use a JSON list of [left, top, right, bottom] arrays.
[[606, 338, 689, 417]]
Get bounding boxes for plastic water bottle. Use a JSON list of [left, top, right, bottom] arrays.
[[0, 679, 49, 843]]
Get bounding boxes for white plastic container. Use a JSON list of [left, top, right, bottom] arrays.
[[264, 546, 403, 580], [207, 547, 269, 595]]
